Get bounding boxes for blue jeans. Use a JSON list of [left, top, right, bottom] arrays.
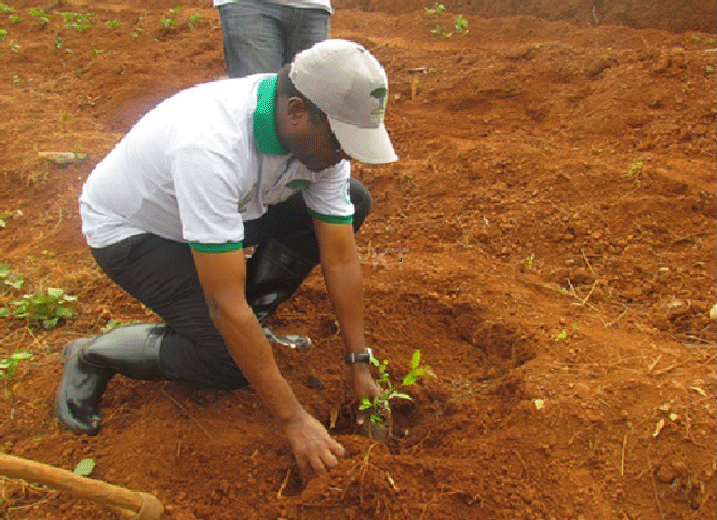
[[219, 0, 330, 78]]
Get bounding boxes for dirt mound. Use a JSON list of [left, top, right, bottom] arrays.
[[0, 1, 714, 520]]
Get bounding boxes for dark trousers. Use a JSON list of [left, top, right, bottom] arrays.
[[90, 179, 371, 389]]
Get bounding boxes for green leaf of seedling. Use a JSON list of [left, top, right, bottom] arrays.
[[56, 307, 74, 317], [42, 317, 59, 329], [410, 349, 421, 369], [5, 278, 24, 290], [402, 373, 417, 386], [47, 287, 64, 298], [11, 351, 32, 361], [73, 458, 95, 476]]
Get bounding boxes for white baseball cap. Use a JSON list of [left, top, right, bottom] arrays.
[[289, 39, 398, 165]]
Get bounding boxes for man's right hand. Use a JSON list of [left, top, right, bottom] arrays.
[[283, 408, 346, 476]]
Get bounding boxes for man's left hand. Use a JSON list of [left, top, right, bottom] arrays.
[[351, 364, 387, 426]]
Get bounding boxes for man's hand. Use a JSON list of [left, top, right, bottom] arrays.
[[352, 364, 386, 426], [283, 409, 346, 476]]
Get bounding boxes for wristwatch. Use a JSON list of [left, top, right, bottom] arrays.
[[344, 348, 373, 365]]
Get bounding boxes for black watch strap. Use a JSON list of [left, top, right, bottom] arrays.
[[344, 348, 373, 365]]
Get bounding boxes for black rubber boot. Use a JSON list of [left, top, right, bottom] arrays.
[[54, 323, 165, 435], [245, 239, 317, 322]]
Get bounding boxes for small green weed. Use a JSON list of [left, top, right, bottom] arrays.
[[160, 6, 181, 31], [359, 349, 434, 424], [0, 264, 24, 291], [626, 160, 643, 175], [1, 287, 77, 329], [430, 25, 452, 38], [188, 12, 199, 29], [454, 14, 469, 34], [0, 29, 6, 40], [434, 15, 470, 38], [28, 8, 52, 28], [101, 318, 140, 333], [0, 350, 33, 379], [8, 14, 22, 23], [61, 12, 92, 33], [73, 458, 95, 476], [424, 2, 445, 14], [90, 49, 103, 55], [0, 208, 22, 227], [106, 19, 120, 28], [0, 2, 13, 13], [625, 160, 644, 185]]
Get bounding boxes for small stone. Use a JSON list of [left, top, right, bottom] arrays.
[[38, 151, 87, 166]]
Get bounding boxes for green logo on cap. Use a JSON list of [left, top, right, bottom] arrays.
[[370, 87, 387, 119]]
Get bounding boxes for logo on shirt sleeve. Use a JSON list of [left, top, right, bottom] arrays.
[[343, 179, 351, 205], [237, 183, 256, 213], [285, 179, 312, 191]]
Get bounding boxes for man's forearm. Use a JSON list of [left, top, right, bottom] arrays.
[[321, 257, 366, 356], [211, 300, 304, 424]]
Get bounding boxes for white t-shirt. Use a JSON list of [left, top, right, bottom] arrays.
[[213, 0, 332, 13], [80, 74, 353, 249]]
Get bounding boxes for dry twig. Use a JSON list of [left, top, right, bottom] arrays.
[[161, 389, 214, 439]]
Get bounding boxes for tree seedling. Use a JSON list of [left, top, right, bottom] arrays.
[[359, 349, 433, 431]]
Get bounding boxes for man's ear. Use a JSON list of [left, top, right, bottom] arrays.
[[286, 97, 308, 126]]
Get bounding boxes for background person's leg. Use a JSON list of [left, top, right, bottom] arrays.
[[219, 0, 284, 78], [285, 7, 330, 64]]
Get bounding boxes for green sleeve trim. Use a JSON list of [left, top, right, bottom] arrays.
[[188, 241, 243, 253], [307, 208, 354, 224]]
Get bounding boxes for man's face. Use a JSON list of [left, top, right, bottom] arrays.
[[278, 99, 350, 172]]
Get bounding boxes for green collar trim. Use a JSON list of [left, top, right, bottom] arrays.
[[253, 76, 289, 155]]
